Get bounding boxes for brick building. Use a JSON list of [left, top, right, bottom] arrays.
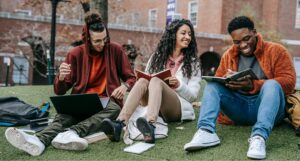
[[0, 0, 300, 86]]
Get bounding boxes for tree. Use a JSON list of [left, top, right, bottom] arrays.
[[238, 3, 287, 46], [94, 0, 108, 24]]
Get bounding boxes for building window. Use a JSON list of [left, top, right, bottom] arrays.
[[132, 13, 140, 26], [148, 9, 158, 28], [12, 56, 29, 85], [294, 57, 300, 89], [14, 9, 32, 17], [188, 1, 198, 27], [116, 15, 124, 24], [296, 0, 300, 28]]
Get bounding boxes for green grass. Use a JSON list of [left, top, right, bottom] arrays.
[[0, 85, 300, 160]]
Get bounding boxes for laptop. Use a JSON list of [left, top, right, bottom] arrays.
[[50, 93, 106, 117]]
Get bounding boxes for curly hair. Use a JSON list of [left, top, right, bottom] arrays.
[[227, 16, 255, 34], [148, 19, 199, 78]]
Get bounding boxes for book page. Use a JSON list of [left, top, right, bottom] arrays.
[[152, 69, 171, 80], [100, 97, 110, 109], [228, 68, 258, 81]]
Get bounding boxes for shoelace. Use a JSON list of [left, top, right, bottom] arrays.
[[62, 131, 77, 139], [248, 136, 264, 150], [193, 129, 205, 138]]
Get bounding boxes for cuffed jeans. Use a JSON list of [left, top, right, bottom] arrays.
[[36, 100, 121, 146], [197, 80, 286, 140]]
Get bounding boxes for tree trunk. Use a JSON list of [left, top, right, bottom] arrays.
[[94, 0, 108, 24]]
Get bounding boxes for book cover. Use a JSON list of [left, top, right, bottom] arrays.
[[123, 142, 155, 154], [84, 132, 107, 144], [135, 69, 171, 81], [202, 76, 228, 84], [202, 68, 258, 84]]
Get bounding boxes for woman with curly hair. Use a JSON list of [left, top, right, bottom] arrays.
[[101, 19, 202, 143]]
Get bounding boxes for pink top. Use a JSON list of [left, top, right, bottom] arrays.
[[166, 55, 184, 76]]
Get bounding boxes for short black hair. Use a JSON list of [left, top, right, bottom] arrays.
[[227, 16, 255, 34]]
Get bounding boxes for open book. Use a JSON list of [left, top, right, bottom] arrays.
[[202, 68, 258, 84], [135, 69, 171, 81]]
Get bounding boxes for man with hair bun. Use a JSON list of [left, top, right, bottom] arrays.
[[5, 11, 136, 156], [184, 16, 296, 160]]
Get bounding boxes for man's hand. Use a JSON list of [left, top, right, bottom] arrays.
[[225, 69, 235, 77], [111, 84, 128, 100], [225, 77, 253, 91], [58, 63, 71, 81]]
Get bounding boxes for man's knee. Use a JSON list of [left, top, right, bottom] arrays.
[[106, 101, 121, 118], [261, 80, 282, 92], [205, 82, 225, 93]]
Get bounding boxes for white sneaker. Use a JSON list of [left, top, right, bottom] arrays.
[[5, 127, 45, 156], [51, 130, 88, 151], [184, 128, 220, 151], [247, 135, 266, 159]]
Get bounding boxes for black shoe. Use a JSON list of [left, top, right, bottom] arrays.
[[101, 118, 124, 142], [136, 117, 155, 143]]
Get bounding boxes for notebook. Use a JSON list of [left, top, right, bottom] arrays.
[[50, 93, 106, 117], [123, 142, 155, 154]]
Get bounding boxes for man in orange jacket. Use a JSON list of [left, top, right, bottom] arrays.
[[184, 16, 296, 160]]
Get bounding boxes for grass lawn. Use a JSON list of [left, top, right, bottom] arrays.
[[0, 85, 300, 160]]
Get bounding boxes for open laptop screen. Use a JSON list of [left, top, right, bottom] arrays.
[[50, 93, 105, 117]]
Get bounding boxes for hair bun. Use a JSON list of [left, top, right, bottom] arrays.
[[84, 11, 103, 25]]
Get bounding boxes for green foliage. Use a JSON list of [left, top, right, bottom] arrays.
[[238, 3, 288, 48]]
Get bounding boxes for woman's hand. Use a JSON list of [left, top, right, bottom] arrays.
[[165, 76, 180, 88]]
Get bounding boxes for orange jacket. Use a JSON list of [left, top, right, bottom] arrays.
[[216, 33, 296, 95], [216, 33, 296, 125]]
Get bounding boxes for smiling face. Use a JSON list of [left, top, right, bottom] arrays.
[[175, 24, 192, 50], [90, 29, 107, 52], [231, 28, 257, 56]]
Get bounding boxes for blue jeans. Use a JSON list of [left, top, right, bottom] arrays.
[[197, 80, 286, 140]]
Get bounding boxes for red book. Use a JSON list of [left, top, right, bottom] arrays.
[[135, 69, 171, 81]]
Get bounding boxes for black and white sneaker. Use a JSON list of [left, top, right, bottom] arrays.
[[101, 118, 124, 142], [136, 117, 155, 144]]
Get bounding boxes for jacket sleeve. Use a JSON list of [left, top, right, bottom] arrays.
[[175, 61, 202, 103], [53, 51, 76, 95], [116, 46, 136, 91], [249, 48, 296, 95], [215, 51, 233, 77]]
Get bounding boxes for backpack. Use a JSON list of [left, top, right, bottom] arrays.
[[0, 97, 50, 126], [286, 91, 300, 136]]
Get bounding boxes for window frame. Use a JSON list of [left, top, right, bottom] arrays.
[[188, 1, 198, 27], [295, 0, 300, 28], [148, 8, 158, 28]]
